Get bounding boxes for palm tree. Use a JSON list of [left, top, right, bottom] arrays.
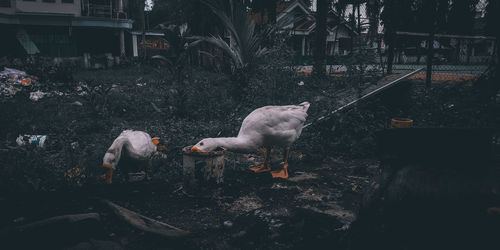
[[189, 0, 277, 71], [188, 0, 293, 98]]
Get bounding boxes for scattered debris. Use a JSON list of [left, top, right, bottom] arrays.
[[13, 217, 25, 224], [16, 135, 48, 148], [150, 102, 163, 113], [0, 67, 37, 97], [0, 67, 27, 82], [302, 202, 356, 226], [228, 195, 263, 214], [297, 81, 305, 86], [20, 78, 33, 86], [29, 90, 46, 101], [1, 84, 21, 96], [128, 171, 147, 182], [288, 172, 319, 182], [223, 220, 234, 228], [70, 101, 83, 106]]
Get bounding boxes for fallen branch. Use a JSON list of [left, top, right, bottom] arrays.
[[16, 213, 101, 232], [101, 199, 189, 238]]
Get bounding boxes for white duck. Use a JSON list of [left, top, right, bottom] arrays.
[[191, 102, 310, 178], [102, 130, 160, 184]]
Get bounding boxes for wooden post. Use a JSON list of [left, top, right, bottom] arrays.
[[132, 34, 138, 57], [301, 36, 305, 56], [182, 146, 226, 190]]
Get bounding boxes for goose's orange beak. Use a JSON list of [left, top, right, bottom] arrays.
[[152, 137, 160, 146], [102, 163, 114, 184], [190, 146, 203, 153]]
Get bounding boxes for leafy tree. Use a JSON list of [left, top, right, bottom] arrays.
[[129, 0, 146, 30], [366, 0, 381, 43], [381, 0, 415, 73], [448, 0, 479, 35], [190, 0, 274, 70], [435, 0, 450, 33]]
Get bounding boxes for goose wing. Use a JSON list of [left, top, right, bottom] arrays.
[[238, 103, 310, 146], [120, 130, 157, 159]]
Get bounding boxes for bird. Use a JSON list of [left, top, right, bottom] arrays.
[[191, 102, 310, 178], [102, 130, 160, 184]]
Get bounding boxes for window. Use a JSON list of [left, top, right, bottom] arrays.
[[42, 0, 56, 2], [62, 0, 74, 3], [23, 0, 36, 2], [0, 0, 11, 8]]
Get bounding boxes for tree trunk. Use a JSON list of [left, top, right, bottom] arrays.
[[313, 0, 328, 76]]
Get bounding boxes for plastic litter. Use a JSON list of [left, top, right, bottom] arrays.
[[29, 90, 46, 101], [0, 67, 33, 85], [16, 135, 48, 148], [1, 67, 37, 97], [128, 171, 147, 182], [0, 67, 27, 79]]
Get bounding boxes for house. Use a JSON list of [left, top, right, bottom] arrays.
[[0, 0, 132, 59], [249, 0, 358, 65]]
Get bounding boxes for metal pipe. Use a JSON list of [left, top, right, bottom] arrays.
[[303, 67, 424, 129]]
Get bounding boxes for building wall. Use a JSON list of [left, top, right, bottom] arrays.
[[15, 0, 81, 16], [0, 0, 15, 14]]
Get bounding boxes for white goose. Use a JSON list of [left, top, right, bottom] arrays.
[[102, 130, 160, 184], [191, 102, 310, 178]]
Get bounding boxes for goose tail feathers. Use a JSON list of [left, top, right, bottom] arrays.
[[298, 102, 310, 111]]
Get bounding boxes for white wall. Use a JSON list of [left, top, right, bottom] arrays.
[[15, 0, 81, 16]]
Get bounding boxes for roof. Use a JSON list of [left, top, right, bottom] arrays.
[[249, 0, 309, 25], [248, 0, 357, 37], [276, 1, 297, 13]]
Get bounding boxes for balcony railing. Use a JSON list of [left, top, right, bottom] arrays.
[[81, 0, 127, 19]]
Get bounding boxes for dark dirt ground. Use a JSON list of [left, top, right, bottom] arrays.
[[0, 155, 378, 249], [1, 65, 500, 249]]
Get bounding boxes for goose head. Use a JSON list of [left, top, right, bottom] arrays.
[[191, 138, 218, 153], [102, 150, 118, 184]]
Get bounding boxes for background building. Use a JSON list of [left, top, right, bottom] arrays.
[[0, 0, 132, 58]]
